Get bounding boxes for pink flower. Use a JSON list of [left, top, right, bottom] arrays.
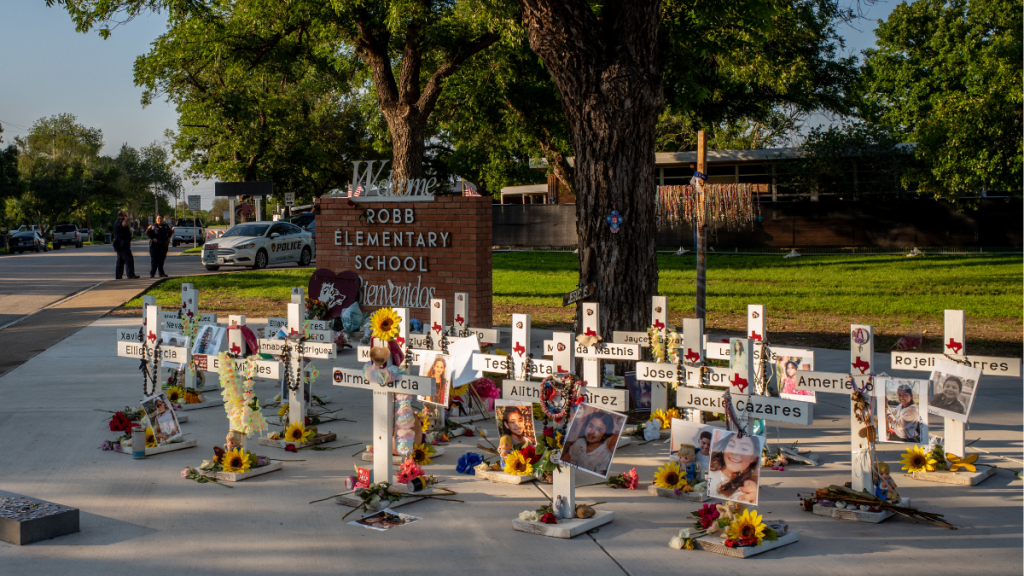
[[623, 468, 639, 490], [397, 457, 425, 483]]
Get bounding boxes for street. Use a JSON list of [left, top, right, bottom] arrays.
[[0, 240, 309, 328]]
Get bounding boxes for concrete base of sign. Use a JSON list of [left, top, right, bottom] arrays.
[[909, 466, 994, 486], [812, 498, 909, 524], [258, 433, 337, 449], [202, 461, 282, 482], [694, 531, 799, 558], [179, 401, 218, 412], [647, 484, 709, 502], [513, 509, 614, 539], [477, 469, 535, 484], [361, 446, 445, 465], [113, 440, 198, 456], [0, 495, 80, 545]]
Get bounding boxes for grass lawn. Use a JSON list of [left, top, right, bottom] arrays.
[[119, 253, 1022, 355]]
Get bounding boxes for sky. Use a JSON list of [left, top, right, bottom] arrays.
[[0, 1, 899, 209]]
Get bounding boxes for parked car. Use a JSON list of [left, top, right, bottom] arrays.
[[201, 221, 313, 271], [52, 224, 84, 249], [9, 231, 48, 253], [287, 212, 315, 229], [172, 218, 205, 247], [9, 225, 40, 235]]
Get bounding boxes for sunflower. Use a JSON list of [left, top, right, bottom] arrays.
[[947, 453, 978, 473], [726, 509, 767, 545], [650, 409, 674, 430], [900, 445, 937, 473], [284, 421, 312, 443], [278, 405, 288, 417], [369, 308, 402, 342], [653, 461, 688, 490], [145, 427, 157, 448], [221, 448, 251, 473], [412, 443, 437, 465], [504, 450, 533, 476], [165, 386, 184, 404]]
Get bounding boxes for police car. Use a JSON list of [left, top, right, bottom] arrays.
[[202, 222, 314, 271]]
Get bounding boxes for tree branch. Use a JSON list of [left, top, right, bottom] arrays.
[[418, 32, 501, 115]]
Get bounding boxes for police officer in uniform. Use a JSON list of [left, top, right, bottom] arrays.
[[113, 210, 139, 279], [146, 214, 172, 277]]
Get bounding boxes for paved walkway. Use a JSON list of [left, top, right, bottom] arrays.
[[0, 312, 1019, 574]]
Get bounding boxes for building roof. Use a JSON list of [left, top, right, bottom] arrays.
[[529, 147, 806, 169], [499, 183, 548, 196]]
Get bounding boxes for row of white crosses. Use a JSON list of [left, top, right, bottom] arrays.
[[890, 309, 1021, 470], [335, 308, 435, 486]]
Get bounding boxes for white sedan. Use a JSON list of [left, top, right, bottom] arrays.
[[202, 222, 315, 271]]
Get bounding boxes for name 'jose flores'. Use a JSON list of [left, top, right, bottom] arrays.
[[334, 230, 452, 272]]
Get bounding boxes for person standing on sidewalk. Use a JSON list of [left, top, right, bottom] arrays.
[[146, 214, 172, 278], [113, 210, 139, 279]]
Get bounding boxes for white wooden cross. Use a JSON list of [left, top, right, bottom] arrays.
[[258, 302, 337, 427], [332, 308, 436, 485], [610, 296, 671, 413], [190, 314, 282, 387], [116, 305, 189, 390], [775, 324, 876, 491], [447, 291, 501, 346], [160, 283, 217, 390], [890, 309, 1021, 463]]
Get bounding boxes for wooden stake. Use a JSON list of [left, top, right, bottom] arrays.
[[695, 131, 707, 323]]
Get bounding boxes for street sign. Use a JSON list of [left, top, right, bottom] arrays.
[[187, 195, 201, 211], [284, 192, 295, 207]]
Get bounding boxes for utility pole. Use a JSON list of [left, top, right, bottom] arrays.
[[695, 131, 708, 323]]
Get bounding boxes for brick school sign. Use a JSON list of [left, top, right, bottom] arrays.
[[314, 195, 492, 325]]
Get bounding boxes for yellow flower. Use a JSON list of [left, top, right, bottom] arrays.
[[653, 461, 688, 489], [165, 386, 184, 404], [284, 422, 308, 443], [947, 453, 979, 473], [183, 391, 201, 404], [221, 448, 251, 473], [412, 443, 436, 465], [144, 427, 157, 448], [504, 450, 533, 476], [650, 408, 677, 430], [683, 538, 695, 550], [900, 445, 937, 473], [420, 410, 431, 433], [726, 509, 767, 545], [369, 308, 402, 341], [278, 405, 288, 417]]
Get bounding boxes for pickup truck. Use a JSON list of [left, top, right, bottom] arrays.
[[172, 219, 205, 247], [52, 224, 84, 249]]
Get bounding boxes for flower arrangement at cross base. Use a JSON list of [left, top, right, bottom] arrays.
[[900, 445, 938, 473], [671, 502, 778, 550], [99, 407, 152, 452]]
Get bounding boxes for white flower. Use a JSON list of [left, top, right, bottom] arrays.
[[518, 510, 540, 522]]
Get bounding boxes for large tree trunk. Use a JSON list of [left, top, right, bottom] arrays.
[[381, 108, 428, 183], [518, 0, 663, 336]]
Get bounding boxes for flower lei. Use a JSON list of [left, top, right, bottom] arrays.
[[217, 351, 268, 436], [648, 325, 681, 372], [540, 374, 581, 420]]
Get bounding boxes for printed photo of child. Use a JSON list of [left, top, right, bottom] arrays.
[[556, 404, 627, 479], [708, 429, 764, 505]]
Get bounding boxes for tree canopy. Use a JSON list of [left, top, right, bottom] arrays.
[[859, 0, 1022, 202]]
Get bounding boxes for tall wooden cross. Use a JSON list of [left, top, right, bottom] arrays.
[[116, 305, 189, 393], [190, 314, 282, 389], [160, 283, 217, 390], [333, 308, 436, 485]]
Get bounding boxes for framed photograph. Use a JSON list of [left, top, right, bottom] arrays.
[[707, 429, 764, 505], [624, 371, 653, 413], [555, 403, 627, 479], [876, 378, 929, 443], [670, 419, 716, 473], [141, 392, 182, 445], [417, 351, 451, 407], [495, 400, 537, 446], [928, 360, 982, 423], [349, 510, 420, 531], [776, 355, 816, 403], [160, 332, 189, 370], [192, 325, 225, 355]]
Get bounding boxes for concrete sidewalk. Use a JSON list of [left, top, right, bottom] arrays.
[[0, 317, 1020, 575]]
